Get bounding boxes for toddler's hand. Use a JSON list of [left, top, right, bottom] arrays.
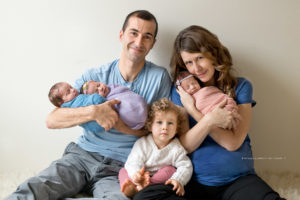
[[165, 179, 185, 196], [132, 167, 150, 189]]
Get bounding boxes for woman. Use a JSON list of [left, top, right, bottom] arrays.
[[133, 26, 285, 200]]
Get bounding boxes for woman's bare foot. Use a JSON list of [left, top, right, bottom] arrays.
[[121, 179, 138, 198]]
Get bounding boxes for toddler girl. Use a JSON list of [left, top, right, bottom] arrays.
[[118, 98, 192, 198]]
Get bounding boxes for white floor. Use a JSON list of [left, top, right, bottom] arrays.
[[1, 170, 299, 200]]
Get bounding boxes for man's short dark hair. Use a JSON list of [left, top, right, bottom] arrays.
[[122, 10, 158, 39]]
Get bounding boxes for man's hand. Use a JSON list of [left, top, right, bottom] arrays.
[[93, 99, 120, 131], [113, 118, 127, 132], [165, 179, 185, 196], [114, 118, 148, 136]]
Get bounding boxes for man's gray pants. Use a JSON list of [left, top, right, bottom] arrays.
[[5, 142, 130, 200]]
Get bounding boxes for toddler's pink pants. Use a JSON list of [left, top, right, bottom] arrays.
[[118, 166, 176, 186]]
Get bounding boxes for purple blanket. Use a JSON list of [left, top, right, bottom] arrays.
[[107, 85, 148, 130]]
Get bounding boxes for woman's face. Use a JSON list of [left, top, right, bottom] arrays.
[[180, 51, 216, 86]]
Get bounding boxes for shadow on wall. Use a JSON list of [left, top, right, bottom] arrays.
[[233, 51, 300, 174], [148, 25, 181, 75]]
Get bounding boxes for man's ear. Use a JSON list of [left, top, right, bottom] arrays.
[[119, 30, 124, 42], [150, 38, 156, 50]]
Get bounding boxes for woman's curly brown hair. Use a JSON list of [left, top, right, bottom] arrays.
[[170, 25, 237, 98], [146, 98, 185, 135]]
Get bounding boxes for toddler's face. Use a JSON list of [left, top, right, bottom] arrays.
[[86, 81, 110, 97], [59, 83, 79, 103], [180, 77, 201, 95], [150, 111, 178, 147]]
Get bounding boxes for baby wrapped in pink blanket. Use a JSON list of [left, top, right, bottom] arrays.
[[176, 71, 239, 126], [193, 86, 237, 114]]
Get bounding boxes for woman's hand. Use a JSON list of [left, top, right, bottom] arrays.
[[177, 86, 196, 114], [208, 103, 251, 151], [232, 111, 242, 130], [205, 99, 240, 130]]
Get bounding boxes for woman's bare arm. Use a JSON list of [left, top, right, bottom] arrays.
[[177, 86, 251, 152], [179, 102, 236, 153], [208, 104, 252, 151], [176, 86, 204, 122], [179, 102, 251, 152], [179, 113, 213, 153]]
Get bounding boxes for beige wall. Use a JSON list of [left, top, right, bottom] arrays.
[[1, 0, 299, 173]]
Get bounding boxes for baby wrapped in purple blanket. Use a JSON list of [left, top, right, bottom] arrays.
[[106, 84, 148, 130], [49, 81, 147, 132]]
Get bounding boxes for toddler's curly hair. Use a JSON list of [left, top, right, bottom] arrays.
[[146, 98, 185, 135]]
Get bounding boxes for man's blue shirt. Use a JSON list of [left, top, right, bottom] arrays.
[[73, 59, 172, 162]]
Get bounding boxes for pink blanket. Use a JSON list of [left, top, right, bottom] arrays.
[[193, 86, 238, 115]]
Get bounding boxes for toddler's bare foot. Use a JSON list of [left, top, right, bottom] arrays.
[[121, 179, 138, 198]]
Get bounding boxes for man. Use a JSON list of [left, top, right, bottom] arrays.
[[6, 10, 172, 200]]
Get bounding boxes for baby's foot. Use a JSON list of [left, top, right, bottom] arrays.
[[121, 179, 138, 198]]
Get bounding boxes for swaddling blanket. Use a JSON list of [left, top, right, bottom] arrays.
[[193, 86, 238, 114]]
